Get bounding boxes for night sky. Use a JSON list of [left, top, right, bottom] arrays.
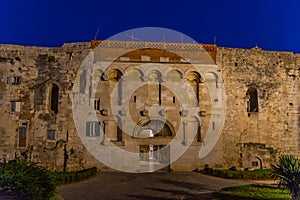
[[1, 0, 300, 53]]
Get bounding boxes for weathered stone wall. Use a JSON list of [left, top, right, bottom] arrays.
[[0, 42, 299, 171], [217, 46, 300, 169], [0, 43, 104, 171]]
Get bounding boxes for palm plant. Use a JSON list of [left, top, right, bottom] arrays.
[[271, 155, 300, 200]]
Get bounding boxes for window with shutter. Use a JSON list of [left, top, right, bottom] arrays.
[[94, 99, 100, 110], [86, 121, 100, 137], [11, 101, 21, 112], [7, 76, 22, 85]]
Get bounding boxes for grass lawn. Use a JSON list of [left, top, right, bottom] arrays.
[[213, 184, 291, 200]]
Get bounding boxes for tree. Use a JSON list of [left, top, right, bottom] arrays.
[[271, 155, 300, 200], [0, 159, 60, 200]]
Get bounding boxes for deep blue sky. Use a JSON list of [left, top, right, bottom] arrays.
[[1, 0, 300, 53]]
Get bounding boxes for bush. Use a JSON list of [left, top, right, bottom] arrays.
[[55, 167, 97, 184], [0, 160, 59, 200], [213, 184, 291, 200], [200, 167, 272, 180]]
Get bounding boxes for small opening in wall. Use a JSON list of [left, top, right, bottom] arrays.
[[50, 84, 59, 114], [212, 121, 215, 130], [246, 87, 259, 114], [173, 96, 175, 104], [94, 99, 100, 110], [7, 76, 22, 85], [47, 130, 56, 140], [197, 126, 201, 142], [18, 127, 27, 147], [252, 161, 259, 167], [134, 96, 136, 103]]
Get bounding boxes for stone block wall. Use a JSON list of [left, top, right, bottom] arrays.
[[217, 46, 300, 169], [0, 43, 103, 171], [0, 42, 299, 171]]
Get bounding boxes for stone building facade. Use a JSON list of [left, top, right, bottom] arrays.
[[0, 40, 299, 172]]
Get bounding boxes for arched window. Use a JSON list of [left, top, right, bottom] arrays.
[[108, 69, 123, 105], [50, 84, 59, 114], [246, 87, 259, 113], [186, 72, 201, 106], [148, 71, 162, 105]]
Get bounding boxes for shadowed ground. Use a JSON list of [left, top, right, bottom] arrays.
[[58, 172, 253, 200]]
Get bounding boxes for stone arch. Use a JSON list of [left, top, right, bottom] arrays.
[[166, 69, 183, 81], [254, 156, 263, 169], [107, 69, 123, 81], [92, 69, 103, 99], [147, 70, 163, 105], [92, 69, 103, 82], [185, 71, 201, 104], [135, 119, 174, 138], [204, 72, 219, 88], [107, 69, 123, 105], [246, 87, 259, 113], [126, 68, 143, 81], [185, 71, 201, 81], [148, 70, 162, 82]]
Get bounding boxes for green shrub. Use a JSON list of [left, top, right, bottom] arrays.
[[55, 167, 97, 184], [0, 160, 59, 200], [214, 184, 291, 199], [200, 168, 272, 180]]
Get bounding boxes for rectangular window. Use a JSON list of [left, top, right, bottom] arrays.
[[7, 76, 22, 85], [11, 101, 21, 112], [47, 130, 56, 140], [18, 127, 27, 147], [86, 122, 100, 137], [94, 99, 100, 110]]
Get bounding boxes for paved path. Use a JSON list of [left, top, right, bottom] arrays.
[[58, 172, 254, 200]]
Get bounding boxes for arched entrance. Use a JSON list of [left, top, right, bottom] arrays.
[[135, 120, 173, 171], [135, 120, 173, 138]]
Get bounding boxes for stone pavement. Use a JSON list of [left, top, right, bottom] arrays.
[[58, 172, 254, 200]]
